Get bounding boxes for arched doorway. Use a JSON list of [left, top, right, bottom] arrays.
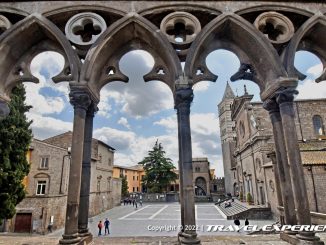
[[195, 177, 207, 196]]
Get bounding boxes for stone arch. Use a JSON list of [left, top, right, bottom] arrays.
[[0, 14, 80, 102], [283, 15, 326, 83], [184, 13, 288, 95], [195, 176, 207, 196], [80, 13, 182, 98], [0, 6, 30, 18]]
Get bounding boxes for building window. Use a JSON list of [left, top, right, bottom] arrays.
[[108, 158, 112, 166], [195, 167, 200, 172], [36, 181, 46, 195], [141, 175, 144, 180], [313, 115, 324, 135], [133, 176, 135, 180], [40, 157, 49, 169], [99, 154, 102, 163], [133, 187, 135, 192], [136, 176, 138, 181], [137, 187, 139, 192], [239, 121, 245, 138]]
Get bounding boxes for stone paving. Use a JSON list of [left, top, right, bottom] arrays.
[[1, 203, 325, 244]]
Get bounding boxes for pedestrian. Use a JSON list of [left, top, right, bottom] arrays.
[[245, 218, 249, 226], [234, 217, 240, 232], [104, 218, 110, 235], [139, 200, 142, 207], [47, 223, 53, 233], [135, 200, 138, 209], [98, 220, 103, 236]]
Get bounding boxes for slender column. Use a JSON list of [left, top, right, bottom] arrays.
[[177, 106, 185, 235], [175, 88, 200, 244], [78, 103, 97, 237], [276, 88, 322, 242], [266, 151, 284, 225], [60, 90, 91, 245], [263, 98, 297, 228]]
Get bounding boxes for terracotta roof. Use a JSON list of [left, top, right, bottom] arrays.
[[301, 151, 326, 165]]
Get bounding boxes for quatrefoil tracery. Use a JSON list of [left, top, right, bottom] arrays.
[[65, 12, 107, 47]]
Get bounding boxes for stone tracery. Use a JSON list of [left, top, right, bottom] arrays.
[[0, 1, 325, 245]]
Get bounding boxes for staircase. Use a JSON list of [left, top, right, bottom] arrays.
[[216, 199, 272, 220]]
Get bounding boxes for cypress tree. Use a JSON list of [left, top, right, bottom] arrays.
[[0, 85, 32, 224]]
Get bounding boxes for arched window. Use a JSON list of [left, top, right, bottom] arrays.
[[255, 158, 262, 172], [313, 115, 324, 136]]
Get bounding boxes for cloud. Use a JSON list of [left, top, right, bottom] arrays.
[[27, 112, 72, 140], [118, 117, 131, 129], [100, 51, 174, 118], [193, 81, 211, 92], [296, 79, 326, 100], [306, 63, 323, 78]]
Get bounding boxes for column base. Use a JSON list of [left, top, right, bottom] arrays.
[[59, 234, 81, 244], [78, 228, 91, 237], [178, 231, 201, 244], [280, 232, 324, 245]]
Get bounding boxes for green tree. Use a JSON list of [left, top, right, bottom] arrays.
[[0, 85, 32, 224], [121, 175, 129, 197], [139, 140, 177, 193]]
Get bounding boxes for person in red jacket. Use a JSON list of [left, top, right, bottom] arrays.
[[98, 220, 103, 236]]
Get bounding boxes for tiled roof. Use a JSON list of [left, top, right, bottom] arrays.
[[301, 151, 326, 165]]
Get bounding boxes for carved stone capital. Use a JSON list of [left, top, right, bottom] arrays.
[[263, 98, 279, 113], [0, 100, 10, 119], [86, 102, 98, 117], [69, 90, 92, 111], [275, 88, 298, 105], [174, 88, 193, 109]]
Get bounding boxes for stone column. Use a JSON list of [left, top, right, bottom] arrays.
[[266, 151, 284, 225], [78, 102, 98, 239], [177, 106, 185, 236], [175, 88, 200, 245], [60, 89, 91, 245], [263, 98, 297, 228], [276, 88, 322, 243]]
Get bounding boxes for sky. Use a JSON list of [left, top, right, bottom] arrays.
[[24, 49, 324, 177]]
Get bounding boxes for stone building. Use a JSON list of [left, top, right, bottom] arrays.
[[8, 132, 121, 233], [219, 84, 326, 218], [113, 165, 145, 193]]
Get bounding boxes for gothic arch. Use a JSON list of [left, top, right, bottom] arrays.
[[235, 5, 314, 17], [0, 14, 80, 102], [80, 13, 182, 97], [184, 13, 288, 95], [0, 6, 29, 17], [283, 14, 326, 83]]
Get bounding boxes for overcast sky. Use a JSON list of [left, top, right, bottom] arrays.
[[25, 49, 324, 177]]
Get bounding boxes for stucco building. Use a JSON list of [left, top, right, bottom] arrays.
[[113, 165, 144, 193], [219, 83, 326, 218], [8, 132, 121, 233]]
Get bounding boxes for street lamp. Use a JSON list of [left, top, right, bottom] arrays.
[[59, 147, 71, 194]]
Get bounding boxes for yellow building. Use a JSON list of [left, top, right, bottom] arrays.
[[113, 165, 145, 193]]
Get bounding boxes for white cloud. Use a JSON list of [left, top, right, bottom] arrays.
[[193, 81, 211, 92], [27, 112, 72, 140], [306, 63, 323, 78], [118, 117, 131, 129], [296, 79, 326, 100]]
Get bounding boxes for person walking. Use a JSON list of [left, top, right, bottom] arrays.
[[104, 218, 110, 235], [98, 220, 103, 236], [234, 217, 240, 232], [245, 218, 249, 226]]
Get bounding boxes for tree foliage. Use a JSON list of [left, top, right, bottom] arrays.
[[121, 175, 129, 197], [0, 85, 32, 223], [139, 140, 177, 193]]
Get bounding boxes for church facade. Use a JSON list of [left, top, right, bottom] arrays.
[[219, 83, 326, 217]]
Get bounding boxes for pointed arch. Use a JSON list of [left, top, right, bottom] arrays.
[[184, 13, 287, 95], [0, 14, 80, 101], [283, 14, 326, 83], [80, 13, 182, 97]]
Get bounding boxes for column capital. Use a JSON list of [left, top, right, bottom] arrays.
[[69, 90, 92, 111], [87, 102, 99, 117], [275, 88, 298, 105], [174, 88, 193, 109], [263, 98, 279, 113]]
